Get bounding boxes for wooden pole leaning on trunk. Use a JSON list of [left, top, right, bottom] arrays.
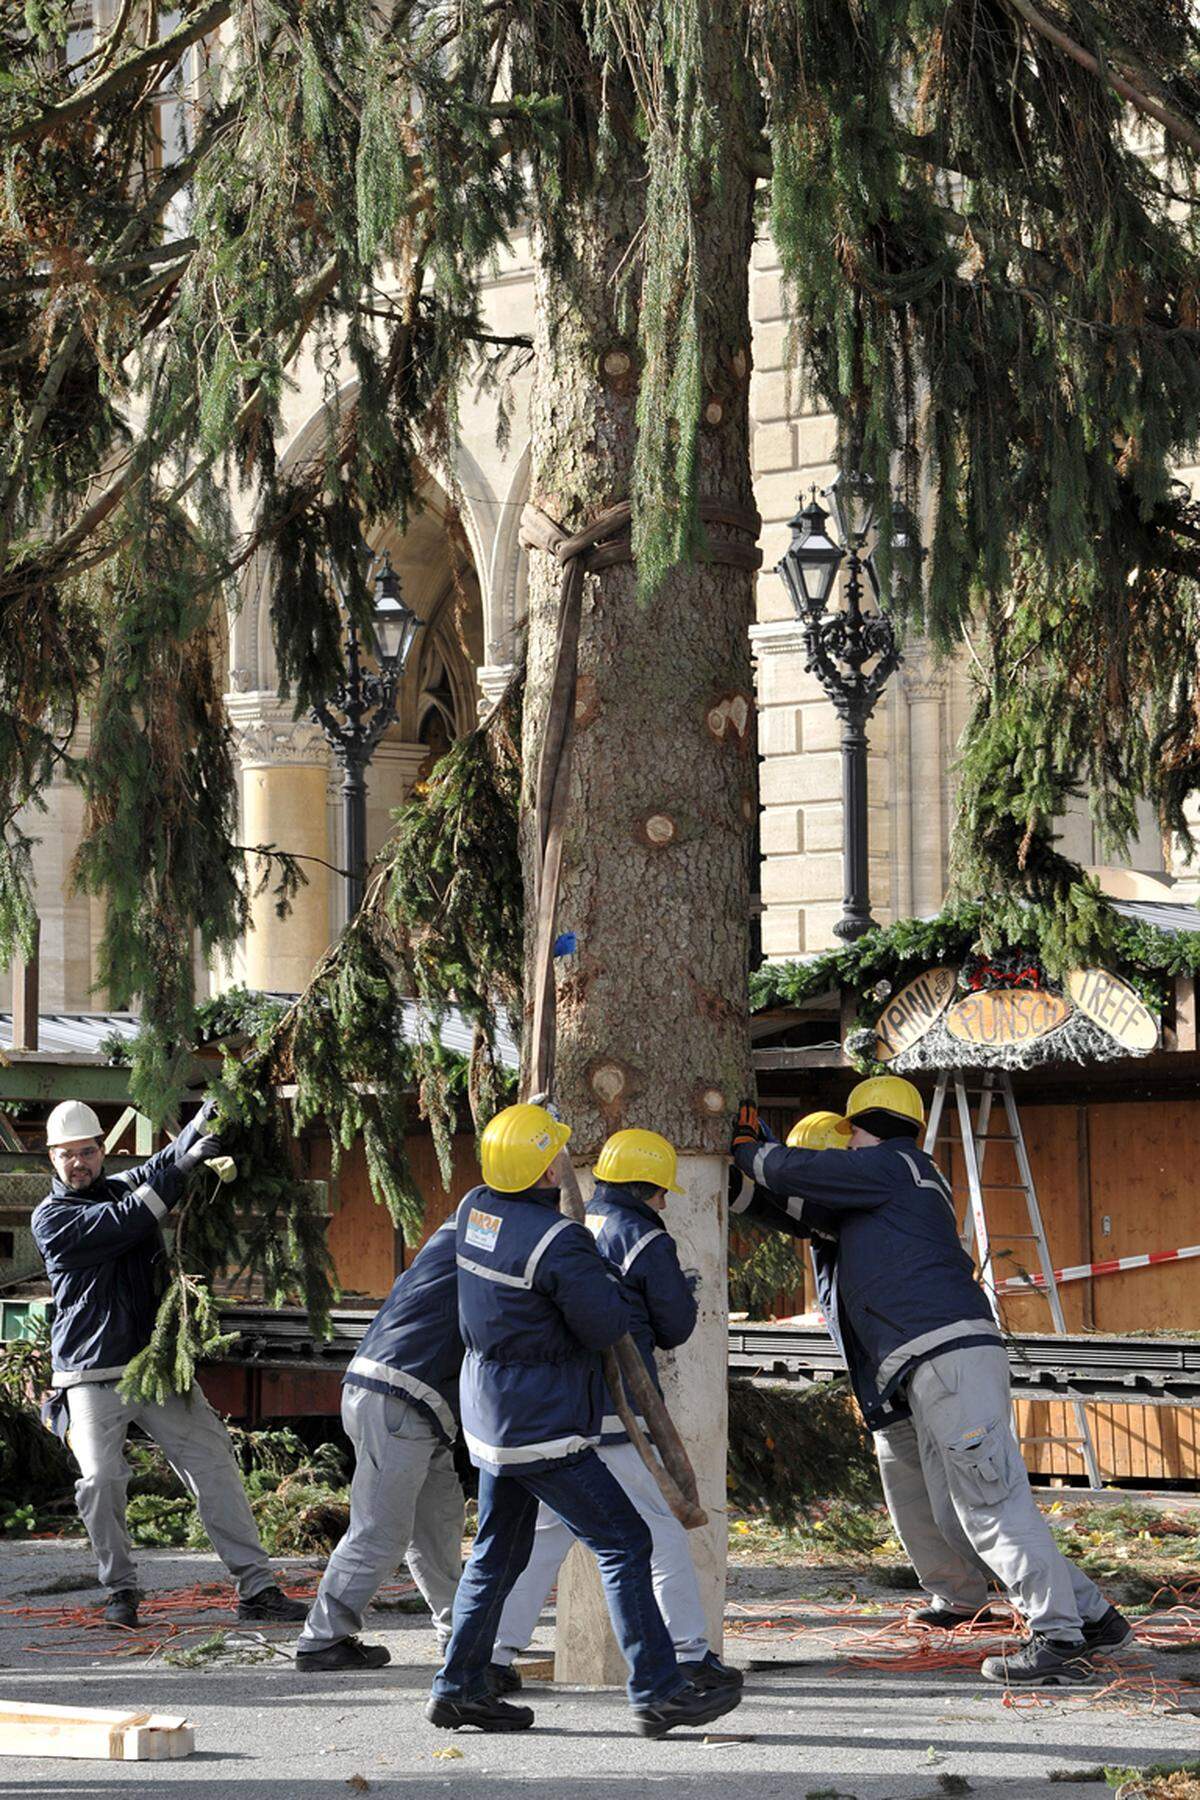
[[518, 498, 761, 1535]]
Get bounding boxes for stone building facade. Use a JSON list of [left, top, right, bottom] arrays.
[[4, 225, 1191, 1011]]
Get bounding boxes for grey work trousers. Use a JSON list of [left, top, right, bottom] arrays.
[[905, 1346, 1107, 1639], [65, 1380, 275, 1598], [875, 1417, 992, 1613], [298, 1384, 464, 1652], [492, 1439, 711, 1666]]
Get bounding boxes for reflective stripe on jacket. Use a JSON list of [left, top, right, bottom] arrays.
[[32, 1111, 210, 1386], [343, 1219, 463, 1445], [730, 1137, 999, 1426], [583, 1180, 697, 1444], [454, 1182, 633, 1475]]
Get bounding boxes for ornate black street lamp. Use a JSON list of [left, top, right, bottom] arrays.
[[776, 472, 911, 942], [311, 551, 422, 917]]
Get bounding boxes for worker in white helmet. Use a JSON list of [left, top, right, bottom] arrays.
[[32, 1098, 307, 1631]]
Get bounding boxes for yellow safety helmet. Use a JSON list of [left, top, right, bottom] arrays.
[[594, 1129, 684, 1194], [786, 1110, 852, 1152], [842, 1074, 925, 1133], [480, 1103, 572, 1193]]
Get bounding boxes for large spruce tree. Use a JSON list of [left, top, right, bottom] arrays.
[[2, 7, 1200, 1480]]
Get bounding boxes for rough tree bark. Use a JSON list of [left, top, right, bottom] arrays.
[[520, 37, 759, 1678]]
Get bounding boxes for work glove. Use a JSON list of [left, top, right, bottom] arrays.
[[175, 1096, 227, 1173], [730, 1100, 764, 1153], [176, 1131, 223, 1175]]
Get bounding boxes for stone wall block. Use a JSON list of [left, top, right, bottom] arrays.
[[752, 271, 788, 323], [755, 470, 812, 525], [752, 421, 797, 474], [800, 804, 844, 852], [759, 750, 842, 806], [753, 575, 795, 625], [794, 414, 837, 468], [760, 906, 805, 958], [751, 321, 789, 372], [754, 649, 828, 705], [799, 704, 843, 753], [761, 852, 842, 903], [751, 369, 796, 425], [759, 806, 804, 855], [757, 705, 804, 756], [801, 902, 849, 953]]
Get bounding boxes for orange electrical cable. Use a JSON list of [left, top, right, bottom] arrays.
[[727, 1585, 1200, 1707], [0, 1574, 419, 1660]]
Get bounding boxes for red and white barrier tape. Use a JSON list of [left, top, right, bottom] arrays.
[[771, 1243, 1200, 1319], [994, 1243, 1200, 1295]]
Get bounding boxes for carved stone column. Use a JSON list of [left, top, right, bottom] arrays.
[[227, 692, 333, 994], [476, 661, 517, 716]]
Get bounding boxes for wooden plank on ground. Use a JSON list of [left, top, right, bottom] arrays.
[[0, 1701, 194, 1761]]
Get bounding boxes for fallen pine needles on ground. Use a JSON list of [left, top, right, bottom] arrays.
[[1105, 1766, 1200, 1799]]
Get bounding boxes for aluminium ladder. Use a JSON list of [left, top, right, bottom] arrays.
[[923, 1068, 1103, 1489]]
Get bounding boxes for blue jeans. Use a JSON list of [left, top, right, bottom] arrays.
[[432, 1450, 684, 1708]]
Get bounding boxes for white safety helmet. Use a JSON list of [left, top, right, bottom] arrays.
[[46, 1101, 103, 1148]]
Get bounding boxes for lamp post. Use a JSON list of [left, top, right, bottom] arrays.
[[776, 472, 912, 942], [311, 550, 422, 918]]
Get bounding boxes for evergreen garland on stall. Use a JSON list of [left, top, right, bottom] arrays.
[[751, 898, 1200, 1069]]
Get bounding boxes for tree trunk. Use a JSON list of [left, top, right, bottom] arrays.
[[521, 39, 758, 1678]]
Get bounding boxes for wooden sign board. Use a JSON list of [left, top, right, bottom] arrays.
[[874, 967, 957, 1062], [1068, 968, 1159, 1053], [945, 989, 1071, 1047]]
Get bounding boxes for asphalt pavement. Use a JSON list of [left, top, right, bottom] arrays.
[[1, 1540, 1198, 1797]]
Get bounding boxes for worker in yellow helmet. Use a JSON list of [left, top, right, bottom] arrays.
[[491, 1128, 740, 1697], [429, 1105, 741, 1738], [730, 1078, 1129, 1688], [786, 1111, 851, 1151], [733, 1106, 996, 1639]]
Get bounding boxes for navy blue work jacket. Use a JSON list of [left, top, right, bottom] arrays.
[[584, 1180, 697, 1444], [343, 1219, 464, 1445], [32, 1111, 210, 1387], [454, 1182, 632, 1476], [731, 1135, 999, 1428]]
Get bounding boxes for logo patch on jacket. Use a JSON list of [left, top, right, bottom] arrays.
[[465, 1208, 502, 1253]]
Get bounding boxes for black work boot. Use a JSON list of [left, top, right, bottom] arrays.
[[425, 1694, 534, 1732], [295, 1636, 391, 1672], [485, 1661, 523, 1695], [238, 1584, 308, 1623], [677, 1652, 743, 1691], [981, 1634, 1097, 1686], [910, 1601, 984, 1627], [103, 1589, 140, 1629], [1082, 1604, 1134, 1654], [632, 1679, 743, 1738]]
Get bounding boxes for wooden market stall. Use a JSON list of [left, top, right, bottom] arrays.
[[750, 880, 1200, 1486]]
